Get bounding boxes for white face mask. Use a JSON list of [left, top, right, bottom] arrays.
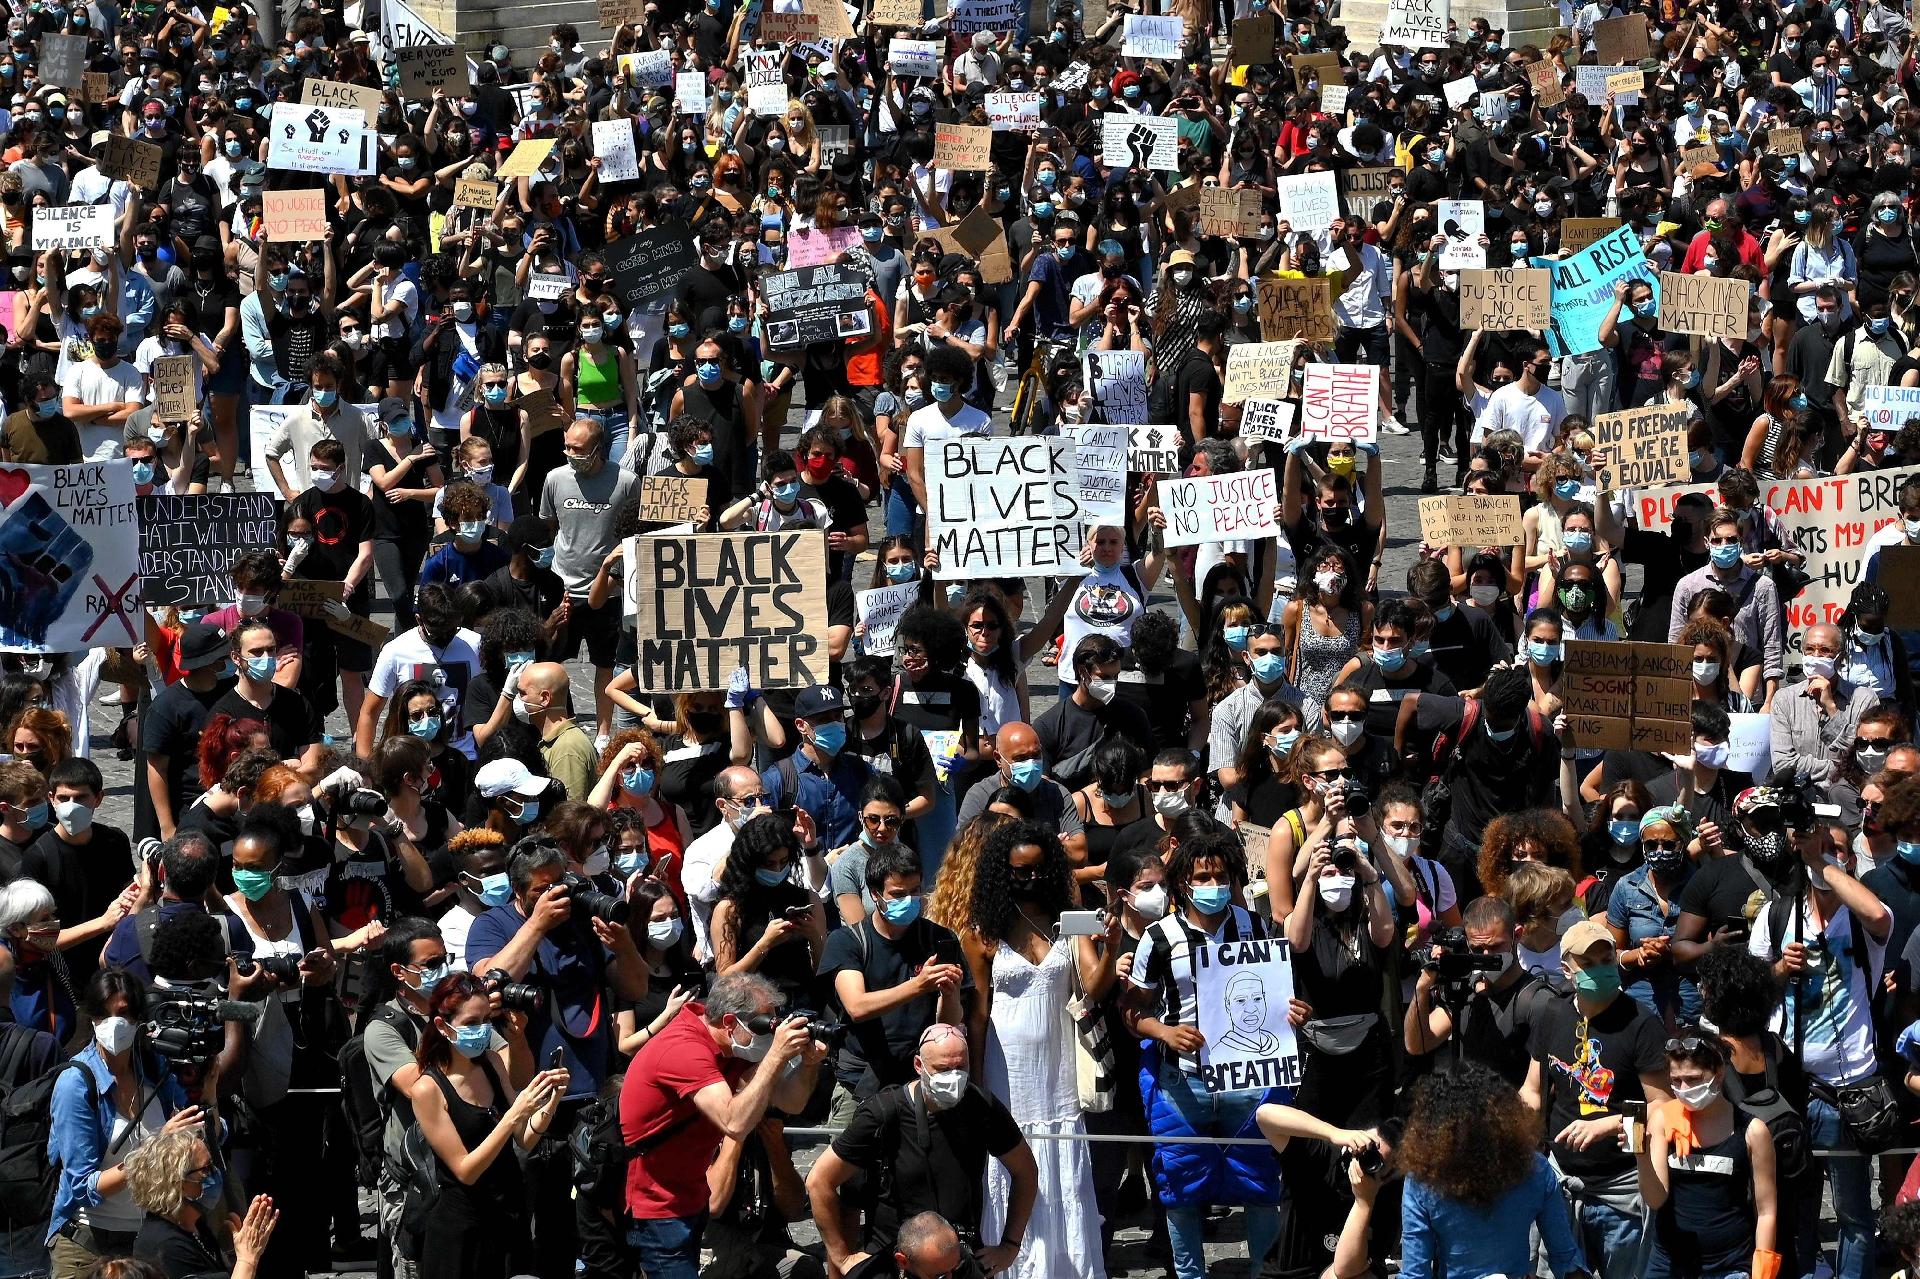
[[1129, 884, 1168, 920], [1383, 833, 1416, 858], [1152, 789, 1190, 818], [1317, 873, 1355, 912], [1470, 582, 1501, 606], [1802, 654, 1837, 680], [1085, 676, 1118, 705], [580, 848, 610, 877], [1674, 1078, 1722, 1112], [730, 1021, 774, 1061], [920, 1067, 969, 1110], [647, 917, 685, 948], [1330, 719, 1365, 748], [295, 803, 317, 836], [54, 799, 92, 836], [512, 693, 535, 722], [94, 1015, 135, 1056]]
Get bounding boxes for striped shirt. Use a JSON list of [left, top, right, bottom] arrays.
[[1127, 905, 1269, 1074]]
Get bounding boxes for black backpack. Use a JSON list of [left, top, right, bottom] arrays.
[[0, 1028, 79, 1230], [338, 1003, 420, 1187], [1721, 1036, 1812, 1183]]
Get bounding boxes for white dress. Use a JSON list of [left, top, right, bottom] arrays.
[[981, 935, 1108, 1279]]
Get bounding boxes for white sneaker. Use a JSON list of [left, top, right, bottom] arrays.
[[594, 731, 610, 754], [1381, 414, 1411, 436]]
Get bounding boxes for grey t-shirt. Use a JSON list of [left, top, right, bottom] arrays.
[[539, 461, 640, 595], [362, 999, 425, 1173], [954, 775, 1086, 836]]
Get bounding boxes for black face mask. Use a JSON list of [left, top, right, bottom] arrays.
[[527, 351, 553, 371], [849, 693, 883, 719]]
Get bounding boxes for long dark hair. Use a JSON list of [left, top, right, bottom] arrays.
[[958, 589, 1020, 685], [968, 820, 1072, 942], [1232, 697, 1303, 789], [414, 971, 491, 1072], [715, 811, 801, 905]]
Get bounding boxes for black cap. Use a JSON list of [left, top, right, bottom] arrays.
[[178, 622, 229, 671]]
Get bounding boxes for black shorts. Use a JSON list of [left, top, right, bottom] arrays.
[[366, 335, 416, 385], [554, 594, 622, 669]]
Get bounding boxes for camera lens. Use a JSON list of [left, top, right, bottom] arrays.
[[482, 968, 545, 1013]]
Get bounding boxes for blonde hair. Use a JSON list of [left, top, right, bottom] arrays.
[[926, 812, 1011, 931], [1505, 861, 1577, 927], [783, 100, 817, 143], [124, 1128, 206, 1220]]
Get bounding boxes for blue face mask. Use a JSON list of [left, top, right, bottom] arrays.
[[1794, 208, 1813, 225], [1233, 296, 1254, 313], [1609, 819, 1640, 845], [1055, 245, 1074, 262], [754, 865, 789, 887], [1032, 202, 1055, 219], [1269, 729, 1300, 757], [482, 385, 509, 406], [1433, 604, 1455, 622], [1871, 316, 1892, 335], [1552, 478, 1580, 500], [862, 226, 884, 243], [1484, 722, 1518, 742], [616, 849, 651, 877], [35, 399, 58, 418], [1123, 84, 1142, 99], [1191, 884, 1231, 915], [930, 382, 956, 403], [728, 315, 749, 333], [1709, 542, 1743, 569], [533, 546, 556, 569], [1223, 624, 1250, 651], [1632, 300, 1659, 320], [772, 480, 801, 502], [1009, 758, 1045, 791], [312, 387, 338, 408], [448, 1023, 493, 1059], [409, 715, 441, 740], [811, 722, 847, 753], [621, 766, 655, 796], [1563, 530, 1593, 553], [412, 962, 450, 996], [1789, 392, 1811, 411], [880, 894, 921, 925], [669, 323, 691, 339], [197, 1167, 224, 1205], [885, 561, 917, 583], [696, 360, 723, 384], [242, 654, 275, 681], [18, 802, 47, 828], [1250, 652, 1285, 684], [691, 443, 714, 465], [1037, 169, 1057, 188], [1880, 206, 1902, 224], [1528, 640, 1562, 665], [131, 460, 155, 485], [1374, 644, 1407, 673], [475, 873, 513, 908]]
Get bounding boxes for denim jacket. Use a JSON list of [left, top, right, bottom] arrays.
[[46, 1044, 189, 1244]]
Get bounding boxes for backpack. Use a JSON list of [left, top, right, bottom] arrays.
[[1720, 1036, 1812, 1183], [338, 1003, 420, 1187], [567, 1081, 705, 1212], [0, 1032, 82, 1230], [1419, 700, 1547, 833]]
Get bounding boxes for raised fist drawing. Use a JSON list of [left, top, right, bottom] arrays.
[[1126, 123, 1154, 169], [304, 108, 330, 143]]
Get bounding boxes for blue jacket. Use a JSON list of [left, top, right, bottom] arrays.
[[1401, 1154, 1585, 1279], [47, 1044, 189, 1244]]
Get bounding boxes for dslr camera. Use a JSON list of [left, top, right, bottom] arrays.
[[788, 1009, 849, 1051], [234, 952, 301, 984], [482, 968, 545, 1014], [560, 872, 630, 926], [1326, 776, 1370, 819], [333, 787, 391, 822]]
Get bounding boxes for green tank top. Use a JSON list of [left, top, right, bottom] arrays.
[[577, 344, 619, 407]]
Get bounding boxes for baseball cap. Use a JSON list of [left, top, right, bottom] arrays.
[[793, 686, 847, 721], [1562, 919, 1616, 959], [376, 396, 411, 425], [178, 622, 230, 671], [476, 758, 547, 799]]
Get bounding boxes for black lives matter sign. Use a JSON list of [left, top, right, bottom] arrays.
[[627, 531, 827, 690]]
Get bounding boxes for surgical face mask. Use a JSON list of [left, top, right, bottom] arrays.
[[1317, 873, 1355, 911], [312, 387, 338, 409], [1191, 883, 1232, 915], [811, 722, 847, 754], [691, 443, 715, 466], [474, 873, 514, 907], [731, 1021, 775, 1061], [409, 715, 442, 740], [457, 519, 486, 544], [1008, 758, 1045, 791], [1470, 582, 1501, 606], [231, 867, 276, 900], [1552, 478, 1581, 501], [580, 846, 611, 877], [621, 766, 655, 797], [1608, 819, 1640, 846], [131, 461, 154, 486], [1251, 652, 1286, 685], [1709, 543, 1743, 569], [580, 325, 603, 344], [1152, 788, 1190, 818], [1527, 640, 1562, 665], [1563, 529, 1593, 554], [930, 381, 957, 403], [1674, 1078, 1722, 1112], [1223, 624, 1250, 651], [1692, 659, 1721, 684], [1571, 961, 1621, 998], [1803, 654, 1837, 680], [884, 561, 917, 584], [238, 592, 268, 617], [754, 864, 789, 888], [880, 893, 922, 925], [1383, 833, 1417, 859], [448, 1023, 494, 1059], [1374, 642, 1407, 673], [1269, 729, 1300, 757], [93, 1015, 135, 1056], [242, 653, 275, 681], [1694, 739, 1729, 768], [1085, 676, 1118, 705], [920, 1067, 968, 1109]]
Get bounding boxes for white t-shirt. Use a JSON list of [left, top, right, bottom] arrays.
[[1750, 896, 1886, 1085], [1060, 562, 1145, 686], [63, 358, 144, 460], [368, 627, 484, 744], [901, 401, 990, 451], [1474, 379, 1566, 453], [437, 900, 483, 971], [374, 276, 421, 342]]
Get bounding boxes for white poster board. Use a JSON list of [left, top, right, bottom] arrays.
[[856, 580, 920, 656], [1101, 114, 1179, 169], [1157, 469, 1280, 548], [591, 119, 640, 183], [1301, 364, 1380, 443], [267, 101, 371, 175], [32, 204, 113, 250], [1381, 0, 1449, 47], [1436, 199, 1486, 269], [1194, 935, 1303, 1093], [1121, 13, 1184, 57], [926, 437, 1093, 579], [1275, 171, 1340, 232], [1725, 712, 1771, 776], [0, 461, 143, 653], [1239, 398, 1297, 445]]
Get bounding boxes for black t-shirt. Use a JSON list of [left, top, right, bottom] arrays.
[[1449, 973, 1564, 1088], [1346, 657, 1457, 741], [1427, 605, 1512, 691], [829, 1082, 1023, 1251], [482, 563, 565, 620], [1529, 991, 1667, 1176], [887, 671, 980, 735], [809, 473, 867, 577], [1115, 648, 1206, 752], [1285, 510, 1378, 572], [848, 719, 936, 818], [820, 916, 966, 1086], [181, 274, 239, 342], [1171, 351, 1223, 446], [1677, 853, 1774, 931], [134, 1213, 226, 1279], [211, 686, 319, 762], [1414, 696, 1559, 848], [656, 734, 729, 838], [141, 678, 232, 817], [21, 825, 130, 984], [286, 487, 375, 583], [1032, 693, 1155, 791]]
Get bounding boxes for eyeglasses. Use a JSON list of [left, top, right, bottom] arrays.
[[862, 812, 904, 829], [1145, 779, 1190, 792], [1706, 535, 1742, 546], [966, 619, 1001, 632], [1641, 839, 1679, 853]]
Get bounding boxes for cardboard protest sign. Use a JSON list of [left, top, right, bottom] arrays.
[[1340, 166, 1400, 213], [1768, 126, 1804, 157], [1275, 171, 1339, 232], [1416, 493, 1523, 546], [625, 531, 827, 689], [497, 139, 556, 180], [599, 0, 646, 25], [606, 220, 700, 309], [759, 4, 823, 39], [38, 33, 86, 88], [1101, 114, 1179, 169], [0, 460, 142, 652], [1223, 342, 1298, 402], [1256, 277, 1335, 344], [985, 92, 1042, 131], [81, 72, 112, 103], [1069, 424, 1129, 524], [263, 189, 328, 242], [927, 437, 1095, 579], [1559, 641, 1695, 754], [33, 205, 113, 251], [856, 581, 920, 656], [1603, 68, 1643, 95], [267, 102, 369, 175], [136, 492, 278, 608], [1193, 935, 1302, 1092], [933, 123, 992, 169], [1083, 350, 1149, 424], [762, 263, 873, 347], [591, 119, 641, 183], [1559, 218, 1622, 254], [302, 77, 384, 127], [1381, 0, 1448, 48], [1548, 223, 1658, 356], [872, 0, 925, 22], [923, 205, 1013, 284], [1231, 14, 1275, 64], [1526, 58, 1564, 107], [1121, 13, 1184, 57], [1127, 424, 1182, 474], [1292, 51, 1342, 85], [149, 357, 198, 420], [889, 37, 942, 74], [636, 475, 708, 525], [1592, 404, 1690, 491], [1301, 364, 1380, 443], [1460, 268, 1551, 329], [1199, 187, 1263, 238], [1158, 469, 1279, 548], [1592, 12, 1649, 62], [395, 43, 463, 97], [519, 386, 571, 438], [1658, 271, 1745, 339], [1238, 399, 1297, 446]]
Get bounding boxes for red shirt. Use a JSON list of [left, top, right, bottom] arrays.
[[619, 1003, 745, 1219]]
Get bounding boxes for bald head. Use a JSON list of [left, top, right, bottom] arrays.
[[1804, 624, 1843, 661], [995, 722, 1039, 761], [716, 765, 762, 801], [894, 1213, 962, 1279]]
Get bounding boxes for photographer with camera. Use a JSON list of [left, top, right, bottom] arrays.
[[465, 838, 647, 1279], [1405, 896, 1562, 1086], [620, 971, 827, 1279], [807, 1023, 1036, 1279], [48, 968, 218, 1279]]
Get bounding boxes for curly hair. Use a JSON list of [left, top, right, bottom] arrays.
[[123, 1127, 207, 1221], [1398, 1064, 1540, 1210], [1528, 450, 1585, 502], [197, 713, 269, 790], [895, 606, 967, 672], [599, 727, 663, 775], [967, 820, 1073, 943], [1695, 943, 1783, 1037], [1880, 1200, 1920, 1269], [926, 811, 1010, 931], [1165, 822, 1243, 909], [1478, 808, 1582, 898], [716, 811, 801, 906]]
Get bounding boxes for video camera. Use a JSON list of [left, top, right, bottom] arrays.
[[1426, 927, 1505, 984], [145, 981, 263, 1065]]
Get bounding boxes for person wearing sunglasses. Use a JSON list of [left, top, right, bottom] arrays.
[[1604, 805, 1701, 1028]]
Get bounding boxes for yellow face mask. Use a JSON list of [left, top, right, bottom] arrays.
[[1328, 454, 1357, 477]]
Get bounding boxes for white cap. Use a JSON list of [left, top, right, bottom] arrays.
[[476, 758, 546, 799]]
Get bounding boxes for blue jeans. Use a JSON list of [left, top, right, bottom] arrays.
[[1567, 1167, 1647, 1279], [581, 405, 630, 465], [1154, 1065, 1279, 1279], [885, 474, 919, 540], [624, 1213, 705, 1279], [1804, 1095, 1874, 1279]]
